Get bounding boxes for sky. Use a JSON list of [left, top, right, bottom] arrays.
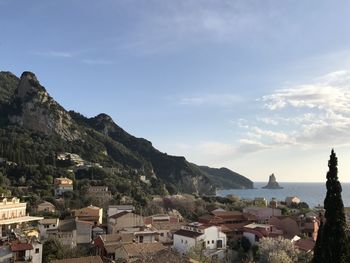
[[2, 0, 350, 182]]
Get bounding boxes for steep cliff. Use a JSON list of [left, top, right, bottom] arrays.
[[0, 71, 252, 195]]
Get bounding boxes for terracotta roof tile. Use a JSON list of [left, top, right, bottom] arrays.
[[123, 243, 166, 257], [11, 243, 33, 252]]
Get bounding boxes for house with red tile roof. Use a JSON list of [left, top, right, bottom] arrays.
[[268, 215, 320, 241], [242, 223, 283, 245], [198, 209, 256, 241]]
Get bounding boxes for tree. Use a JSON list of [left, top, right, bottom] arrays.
[[43, 237, 86, 263], [313, 150, 348, 263], [258, 237, 299, 263]]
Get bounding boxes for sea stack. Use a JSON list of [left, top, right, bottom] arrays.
[[262, 173, 283, 189]]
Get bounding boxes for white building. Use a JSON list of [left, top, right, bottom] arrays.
[[0, 197, 43, 238], [285, 196, 301, 206], [54, 177, 73, 196], [38, 218, 59, 239], [10, 238, 43, 263], [243, 223, 284, 246], [173, 223, 226, 255]]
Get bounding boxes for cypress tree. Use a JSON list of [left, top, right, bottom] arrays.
[[313, 149, 347, 263]]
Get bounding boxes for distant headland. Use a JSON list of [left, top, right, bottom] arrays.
[[262, 173, 283, 189]]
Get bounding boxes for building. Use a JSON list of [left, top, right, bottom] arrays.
[[144, 214, 179, 225], [37, 201, 56, 213], [243, 207, 282, 223], [38, 218, 59, 239], [107, 205, 135, 218], [87, 186, 111, 199], [108, 211, 143, 234], [293, 238, 315, 253], [285, 196, 301, 206], [92, 233, 134, 260], [268, 215, 320, 241], [173, 223, 227, 255], [11, 238, 43, 263], [92, 225, 106, 240], [242, 223, 283, 245], [151, 222, 186, 245], [52, 255, 103, 263], [46, 218, 94, 247], [114, 243, 167, 262], [54, 177, 73, 196], [57, 152, 85, 167], [74, 205, 103, 224], [132, 229, 158, 243], [198, 209, 256, 241], [0, 197, 43, 238], [0, 235, 43, 263]]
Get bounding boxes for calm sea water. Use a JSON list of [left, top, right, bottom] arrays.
[[216, 182, 350, 208]]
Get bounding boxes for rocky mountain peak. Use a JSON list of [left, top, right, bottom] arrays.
[[262, 173, 283, 189], [8, 71, 81, 141], [17, 71, 46, 99], [95, 113, 114, 123]]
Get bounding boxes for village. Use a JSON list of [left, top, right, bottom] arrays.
[[0, 172, 345, 263]]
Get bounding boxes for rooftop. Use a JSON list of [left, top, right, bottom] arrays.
[[244, 223, 273, 229], [40, 218, 59, 225], [123, 243, 166, 258], [174, 229, 203, 238], [52, 256, 103, 263], [109, 210, 131, 219], [11, 243, 33, 252], [0, 216, 44, 225]]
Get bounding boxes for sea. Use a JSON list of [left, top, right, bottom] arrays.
[[216, 182, 350, 208]]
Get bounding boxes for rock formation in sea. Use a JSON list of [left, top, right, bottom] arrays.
[[262, 173, 283, 189]]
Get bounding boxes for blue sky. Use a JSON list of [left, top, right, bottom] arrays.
[[2, 0, 350, 182]]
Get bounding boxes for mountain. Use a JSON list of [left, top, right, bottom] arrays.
[[0, 71, 252, 195], [262, 173, 283, 189], [197, 165, 253, 189]]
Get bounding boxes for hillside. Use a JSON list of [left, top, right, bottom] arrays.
[[0, 71, 252, 197], [198, 165, 254, 189]]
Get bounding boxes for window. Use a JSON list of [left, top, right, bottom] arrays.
[[160, 233, 164, 237], [212, 240, 214, 244], [217, 240, 223, 248], [207, 241, 210, 244], [35, 248, 39, 254], [185, 240, 188, 244], [181, 239, 183, 243]]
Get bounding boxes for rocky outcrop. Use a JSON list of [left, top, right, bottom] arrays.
[[9, 72, 81, 141], [262, 173, 283, 189]]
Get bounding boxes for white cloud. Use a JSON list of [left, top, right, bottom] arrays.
[[238, 139, 270, 154], [243, 70, 350, 149]]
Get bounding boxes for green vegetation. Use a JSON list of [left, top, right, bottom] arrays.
[[0, 71, 253, 200], [313, 150, 348, 263], [43, 238, 87, 263], [197, 165, 254, 189]]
